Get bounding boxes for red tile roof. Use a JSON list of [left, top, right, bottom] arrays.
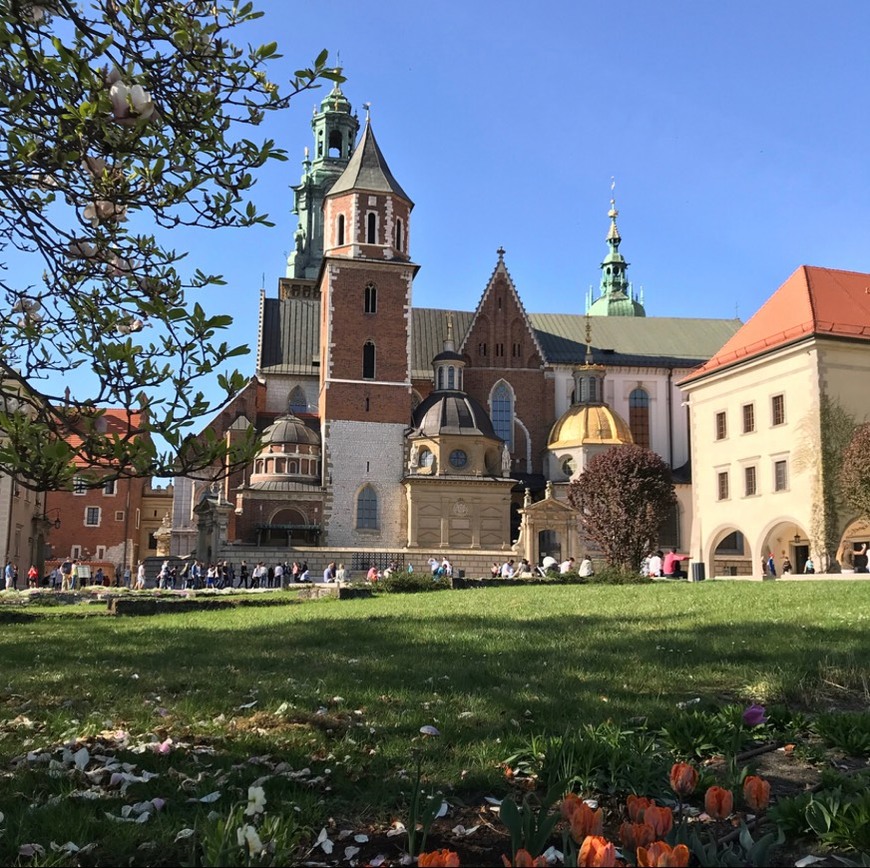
[[63, 408, 144, 457], [682, 266, 870, 383]]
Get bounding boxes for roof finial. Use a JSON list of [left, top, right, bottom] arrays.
[[609, 176, 618, 218], [363, 101, 371, 122], [497, 246, 505, 261], [584, 313, 594, 366]]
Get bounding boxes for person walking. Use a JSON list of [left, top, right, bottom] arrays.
[[135, 561, 146, 590]]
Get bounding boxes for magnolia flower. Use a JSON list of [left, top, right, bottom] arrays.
[[67, 239, 97, 259], [82, 155, 108, 178], [83, 199, 127, 226], [109, 81, 155, 123], [236, 823, 263, 857], [244, 785, 266, 816]]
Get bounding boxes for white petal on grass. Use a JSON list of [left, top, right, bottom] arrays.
[[344, 846, 360, 859], [314, 827, 333, 854], [175, 829, 195, 842], [419, 725, 440, 736], [198, 791, 221, 803], [385, 821, 406, 837], [354, 834, 369, 843], [485, 796, 502, 805], [73, 747, 89, 771], [435, 800, 449, 818], [237, 700, 258, 710]]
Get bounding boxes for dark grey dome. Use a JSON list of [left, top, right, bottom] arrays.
[[410, 391, 498, 439], [261, 414, 320, 447], [431, 349, 464, 363]]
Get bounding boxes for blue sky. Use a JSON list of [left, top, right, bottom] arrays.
[[11, 1, 870, 410], [221, 0, 870, 333]]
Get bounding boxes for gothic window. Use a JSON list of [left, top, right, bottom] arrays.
[[629, 388, 650, 449], [289, 459, 299, 474], [363, 341, 376, 379], [364, 283, 377, 314], [367, 212, 376, 244], [356, 485, 378, 529], [478, 342, 487, 357], [289, 386, 307, 414], [337, 214, 345, 246], [490, 381, 513, 450], [395, 218, 404, 252]]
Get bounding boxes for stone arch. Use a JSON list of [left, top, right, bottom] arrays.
[[837, 515, 870, 573], [705, 523, 752, 578], [753, 516, 809, 577]]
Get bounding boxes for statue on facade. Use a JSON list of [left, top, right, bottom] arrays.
[[501, 443, 511, 476], [409, 443, 419, 469]]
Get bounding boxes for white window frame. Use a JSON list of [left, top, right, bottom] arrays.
[[73, 475, 87, 495], [84, 506, 101, 527], [773, 458, 789, 492], [103, 478, 117, 496]]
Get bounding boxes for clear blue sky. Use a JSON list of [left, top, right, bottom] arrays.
[[12, 1, 870, 411], [220, 0, 870, 334]]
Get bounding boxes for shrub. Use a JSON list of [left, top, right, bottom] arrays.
[[377, 571, 450, 594]]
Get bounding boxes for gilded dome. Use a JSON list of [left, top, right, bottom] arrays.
[[547, 404, 633, 449], [260, 414, 320, 448]]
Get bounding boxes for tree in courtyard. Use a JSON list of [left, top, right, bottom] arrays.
[[567, 444, 677, 571], [840, 422, 870, 521], [0, 0, 343, 490]]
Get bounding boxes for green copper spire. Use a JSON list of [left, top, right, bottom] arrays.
[[587, 180, 646, 317], [286, 80, 360, 280]]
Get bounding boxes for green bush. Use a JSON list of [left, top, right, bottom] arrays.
[[376, 570, 449, 594]]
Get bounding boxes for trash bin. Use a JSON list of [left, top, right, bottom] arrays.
[[690, 562, 706, 582]]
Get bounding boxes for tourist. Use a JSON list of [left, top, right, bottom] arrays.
[[123, 565, 131, 587], [559, 556, 575, 574], [323, 561, 336, 582], [855, 542, 869, 574], [4, 560, 15, 590], [251, 561, 267, 588], [290, 561, 300, 583], [274, 561, 284, 588], [578, 555, 594, 577], [60, 557, 72, 591], [238, 560, 249, 588], [299, 561, 310, 582], [490, 561, 500, 578], [500, 559, 515, 578], [781, 555, 793, 575], [441, 558, 453, 578], [663, 549, 688, 578], [336, 563, 348, 582], [648, 550, 663, 578], [135, 561, 146, 590], [518, 558, 532, 576], [766, 552, 777, 577], [49, 566, 60, 589], [427, 556, 439, 576], [366, 564, 379, 583], [804, 556, 815, 574], [94, 566, 105, 587]]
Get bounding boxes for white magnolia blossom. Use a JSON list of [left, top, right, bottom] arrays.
[[109, 81, 155, 123], [116, 317, 145, 335], [83, 199, 127, 226]]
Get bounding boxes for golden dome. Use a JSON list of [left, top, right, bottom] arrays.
[[547, 404, 634, 449]]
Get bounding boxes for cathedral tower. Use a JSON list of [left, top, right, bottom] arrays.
[[286, 83, 359, 282], [317, 118, 418, 545]]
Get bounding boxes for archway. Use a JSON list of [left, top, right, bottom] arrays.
[[837, 516, 870, 573], [707, 525, 752, 577], [756, 518, 809, 577]]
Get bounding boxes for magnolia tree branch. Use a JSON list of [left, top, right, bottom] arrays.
[[0, 0, 343, 489]]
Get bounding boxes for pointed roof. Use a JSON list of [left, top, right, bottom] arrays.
[[458, 247, 547, 362], [326, 120, 412, 204], [683, 265, 870, 383]]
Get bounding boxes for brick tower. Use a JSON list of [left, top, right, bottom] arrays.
[[317, 117, 419, 545]]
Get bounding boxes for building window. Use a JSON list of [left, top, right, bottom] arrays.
[[490, 381, 513, 450], [744, 465, 757, 496], [85, 506, 101, 527], [774, 459, 788, 491], [366, 212, 376, 244], [103, 479, 116, 496], [147, 532, 158, 550], [364, 283, 377, 314], [717, 471, 729, 501], [336, 214, 345, 246], [288, 386, 308, 414], [95, 545, 106, 560], [629, 388, 650, 450], [447, 366, 455, 389], [715, 411, 727, 440], [71, 545, 82, 559], [356, 485, 378, 529], [772, 394, 785, 426], [478, 342, 487, 357], [114, 510, 125, 521], [362, 341, 376, 379], [495, 342, 504, 357], [742, 403, 755, 433], [73, 475, 87, 495], [512, 342, 521, 357], [395, 218, 403, 252]]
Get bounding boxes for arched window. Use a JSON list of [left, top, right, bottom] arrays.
[[364, 283, 377, 314], [629, 388, 650, 449], [356, 485, 378, 529], [337, 214, 345, 246], [288, 459, 299, 474], [395, 218, 404, 252], [367, 212, 376, 244], [288, 386, 307, 414], [490, 381, 513, 450], [363, 341, 376, 379], [437, 367, 444, 390], [447, 366, 455, 389], [328, 129, 342, 157]]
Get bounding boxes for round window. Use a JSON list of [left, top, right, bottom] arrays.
[[561, 457, 574, 477], [449, 449, 468, 468]]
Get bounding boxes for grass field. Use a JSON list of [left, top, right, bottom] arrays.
[[0, 581, 867, 864]]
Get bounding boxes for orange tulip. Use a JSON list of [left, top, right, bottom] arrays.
[[704, 785, 734, 820], [743, 775, 771, 813], [669, 762, 699, 796], [561, 792, 583, 821], [637, 841, 691, 867], [578, 835, 618, 867], [619, 820, 656, 852], [419, 850, 460, 867], [642, 804, 673, 838], [569, 801, 604, 841], [502, 849, 548, 867], [419, 850, 461, 867], [626, 794, 654, 822]]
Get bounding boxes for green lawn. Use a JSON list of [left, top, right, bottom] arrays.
[[0, 582, 867, 865]]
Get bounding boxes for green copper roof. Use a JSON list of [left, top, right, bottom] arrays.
[[327, 121, 412, 204], [588, 293, 646, 317]]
